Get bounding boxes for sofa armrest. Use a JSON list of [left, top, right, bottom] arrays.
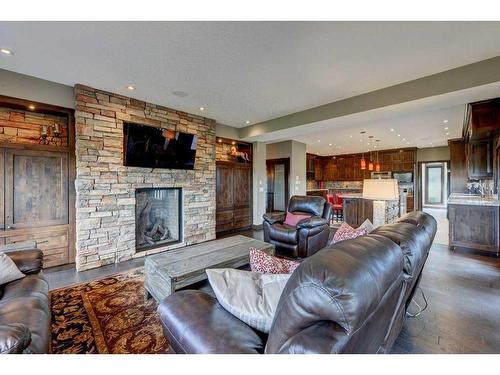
[[0, 324, 32, 354], [158, 290, 265, 354], [296, 216, 328, 229], [263, 212, 286, 225], [6, 249, 43, 275]]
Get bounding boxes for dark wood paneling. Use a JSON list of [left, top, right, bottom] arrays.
[[449, 139, 468, 193]]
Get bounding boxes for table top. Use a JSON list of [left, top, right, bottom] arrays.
[[145, 235, 274, 279]]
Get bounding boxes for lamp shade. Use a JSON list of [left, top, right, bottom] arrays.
[[362, 179, 399, 200]]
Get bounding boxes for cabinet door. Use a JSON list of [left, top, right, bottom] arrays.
[[216, 165, 234, 211], [468, 139, 493, 179], [449, 205, 499, 253], [233, 166, 251, 209], [314, 158, 323, 181], [4, 149, 69, 229], [343, 199, 359, 227], [471, 100, 500, 137]]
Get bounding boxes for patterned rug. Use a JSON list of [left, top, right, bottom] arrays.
[[50, 269, 173, 354]]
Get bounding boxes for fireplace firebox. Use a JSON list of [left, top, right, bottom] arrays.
[[135, 187, 182, 252]]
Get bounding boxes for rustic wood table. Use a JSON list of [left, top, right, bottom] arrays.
[[144, 235, 275, 302]]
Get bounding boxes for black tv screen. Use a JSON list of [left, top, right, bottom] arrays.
[[123, 123, 198, 170]]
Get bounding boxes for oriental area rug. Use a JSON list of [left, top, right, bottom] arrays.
[[50, 269, 173, 354]]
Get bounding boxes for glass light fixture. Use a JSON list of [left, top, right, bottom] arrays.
[[360, 131, 366, 169]]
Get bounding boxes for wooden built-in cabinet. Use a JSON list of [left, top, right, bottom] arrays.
[[216, 161, 252, 233], [449, 204, 499, 255], [449, 139, 468, 193], [0, 95, 76, 268]]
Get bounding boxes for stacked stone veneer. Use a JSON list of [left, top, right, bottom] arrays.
[[74, 84, 216, 271]]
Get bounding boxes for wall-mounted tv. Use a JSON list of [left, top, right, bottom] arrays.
[[123, 122, 198, 170]]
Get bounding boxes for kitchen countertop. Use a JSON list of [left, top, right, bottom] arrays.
[[448, 193, 500, 207]]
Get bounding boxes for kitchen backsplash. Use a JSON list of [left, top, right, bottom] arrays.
[[307, 180, 364, 190]]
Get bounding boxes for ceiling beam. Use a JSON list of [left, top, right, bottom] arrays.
[[239, 56, 500, 140]]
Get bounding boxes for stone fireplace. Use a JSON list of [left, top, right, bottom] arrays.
[[135, 187, 182, 252], [74, 84, 216, 271]]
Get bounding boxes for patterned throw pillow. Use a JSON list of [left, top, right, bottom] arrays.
[[332, 222, 367, 244], [249, 247, 300, 274]]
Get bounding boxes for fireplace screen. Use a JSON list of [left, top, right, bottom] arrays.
[[135, 187, 182, 252]]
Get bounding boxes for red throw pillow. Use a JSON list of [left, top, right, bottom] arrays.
[[249, 248, 300, 274], [332, 222, 367, 244], [284, 212, 311, 227]]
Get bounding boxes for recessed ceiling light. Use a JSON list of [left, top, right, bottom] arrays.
[[172, 90, 189, 97], [407, 142, 410, 145], [317, 140, 321, 142], [444, 127, 449, 130], [245, 120, 250, 124], [28, 104, 35, 110], [1, 48, 13, 55], [397, 134, 401, 137], [446, 132, 450, 135], [328, 143, 332, 146], [349, 135, 353, 138], [126, 85, 135, 91], [443, 120, 449, 123], [390, 128, 394, 132], [199, 107, 205, 111], [402, 138, 406, 141]]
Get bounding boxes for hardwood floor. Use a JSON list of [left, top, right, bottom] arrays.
[[44, 229, 500, 354]]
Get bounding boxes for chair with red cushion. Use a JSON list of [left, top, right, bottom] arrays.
[[332, 193, 343, 221]]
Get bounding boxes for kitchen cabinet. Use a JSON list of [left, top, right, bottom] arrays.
[[449, 139, 468, 193], [467, 139, 493, 179], [449, 204, 499, 255], [467, 99, 500, 140]]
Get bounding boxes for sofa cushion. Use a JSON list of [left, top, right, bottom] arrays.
[[250, 248, 300, 274], [158, 290, 266, 354], [206, 268, 290, 333]]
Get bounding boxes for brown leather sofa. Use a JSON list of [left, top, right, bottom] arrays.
[[158, 211, 437, 354], [263, 195, 332, 258], [0, 249, 50, 354]]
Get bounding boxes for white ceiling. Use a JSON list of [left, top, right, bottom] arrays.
[[2, 21, 500, 130]]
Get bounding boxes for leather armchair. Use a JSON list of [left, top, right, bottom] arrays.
[[0, 249, 50, 354], [263, 195, 332, 258]]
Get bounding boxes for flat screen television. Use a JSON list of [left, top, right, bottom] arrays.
[[123, 122, 198, 170]]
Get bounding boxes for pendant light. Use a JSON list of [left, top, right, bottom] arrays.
[[375, 140, 381, 171], [360, 131, 366, 170], [368, 136, 374, 171]]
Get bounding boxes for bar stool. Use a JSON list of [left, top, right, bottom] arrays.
[[332, 193, 343, 222]]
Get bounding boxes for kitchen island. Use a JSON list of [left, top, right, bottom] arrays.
[[448, 193, 500, 255], [340, 194, 399, 228]]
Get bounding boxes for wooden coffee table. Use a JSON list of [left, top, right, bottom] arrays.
[[144, 235, 275, 302]]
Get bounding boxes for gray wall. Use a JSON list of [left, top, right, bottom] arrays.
[[417, 146, 450, 162], [266, 140, 307, 198], [0, 68, 74, 108], [215, 123, 240, 139]]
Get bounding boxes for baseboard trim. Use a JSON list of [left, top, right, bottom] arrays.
[[252, 224, 263, 230]]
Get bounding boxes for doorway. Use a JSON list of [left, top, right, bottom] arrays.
[[266, 158, 290, 213], [419, 161, 449, 245]]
